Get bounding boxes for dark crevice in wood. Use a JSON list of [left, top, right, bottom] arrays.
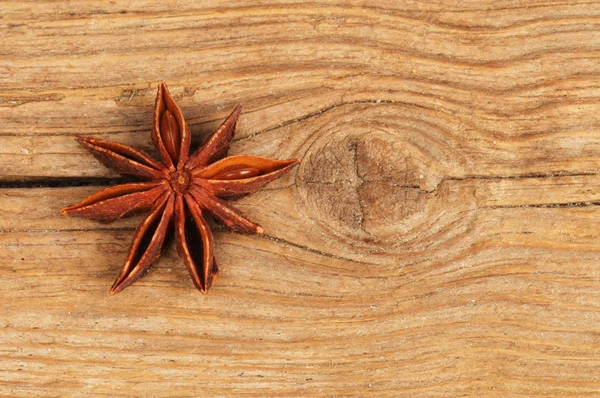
[[0, 170, 597, 190], [0, 227, 136, 233], [447, 171, 600, 181], [483, 201, 600, 209], [234, 99, 403, 142], [258, 232, 378, 266], [0, 177, 134, 189]]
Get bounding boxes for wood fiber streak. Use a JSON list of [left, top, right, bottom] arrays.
[[1, 1, 600, 396]]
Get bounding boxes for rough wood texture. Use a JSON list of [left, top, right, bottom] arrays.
[[1, 1, 600, 396]]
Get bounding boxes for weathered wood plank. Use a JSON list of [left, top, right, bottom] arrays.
[[1, 2, 600, 179], [1, 186, 599, 396], [3, 100, 600, 179], [2, 0, 600, 396]]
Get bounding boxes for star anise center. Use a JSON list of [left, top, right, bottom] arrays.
[[168, 169, 191, 194]]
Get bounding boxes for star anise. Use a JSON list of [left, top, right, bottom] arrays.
[[61, 82, 299, 295]]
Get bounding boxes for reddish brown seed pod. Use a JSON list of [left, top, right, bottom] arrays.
[[61, 82, 300, 295], [160, 110, 181, 163]]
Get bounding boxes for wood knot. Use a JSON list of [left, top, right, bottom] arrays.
[[299, 132, 435, 239]]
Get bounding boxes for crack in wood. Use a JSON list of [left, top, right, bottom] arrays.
[[447, 171, 600, 181], [483, 201, 600, 209], [259, 233, 378, 266], [0, 227, 136, 233], [0, 177, 135, 189], [234, 99, 405, 143]]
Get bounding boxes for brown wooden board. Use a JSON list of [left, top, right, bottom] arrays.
[[1, 1, 600, 396]]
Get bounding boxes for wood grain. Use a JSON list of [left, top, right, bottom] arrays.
[[1, 1, 600, 396]]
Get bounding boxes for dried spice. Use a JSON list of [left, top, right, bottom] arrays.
[[62, 82, 299, 294]]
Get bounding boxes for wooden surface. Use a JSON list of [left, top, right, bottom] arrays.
[[2, 1, 600, 396]]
